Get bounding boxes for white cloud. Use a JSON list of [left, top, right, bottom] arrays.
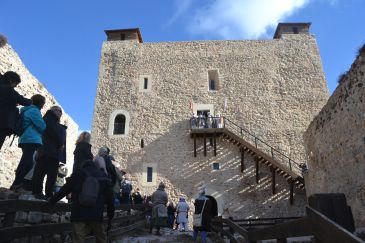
[[164, 0, 194, 27], [188, 0, 311, 39]]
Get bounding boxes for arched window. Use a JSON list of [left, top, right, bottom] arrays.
[[108, 110, 130, 137], [113, 114, 126, 135]]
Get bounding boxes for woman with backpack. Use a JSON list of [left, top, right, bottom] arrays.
[[10, 94, 46, 191], [0, 71, 31, 151], [73, 131, 93, 173]]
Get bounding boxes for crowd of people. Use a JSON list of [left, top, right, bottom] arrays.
[[191, 112, 225, 129], [0, 71, 215, 243], [147, 183, 213, 242]]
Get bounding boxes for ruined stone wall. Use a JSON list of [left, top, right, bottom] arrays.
[[304, 47, 365, 228], [92, 33, 329, 219], [0, 43, 79, 187]]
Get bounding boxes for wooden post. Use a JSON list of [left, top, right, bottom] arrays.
[[271, 167, 276, 195], [214, 132, 217, 156], [204, 133, 207, 157], [290, 179, 294, 205], [194, 133, 197, 157], [255, 158, 259, 183], [228, 217, 235, 243], [240, 147, 245, 172]]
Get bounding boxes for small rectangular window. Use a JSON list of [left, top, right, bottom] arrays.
[[147, 167, 153, 182], [213, 163, 220, 170], [208, 70, 219, 91], [120, 33, 126, 40], [209, 80, 216, 90], [144, 78, 148, 89], [293, 27, 299, 34]]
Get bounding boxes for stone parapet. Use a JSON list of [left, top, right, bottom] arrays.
[[304, 46, 365, 228]]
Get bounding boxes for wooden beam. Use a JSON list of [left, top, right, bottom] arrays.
[[204, 133, 207, 156], [214, 132, 217, 156], [290, 179, 294, 205], [272, 168, 276, 195], [240, 147, 245, 172], [194, 133, 197, 157], [0, 223, 73, 242], [306, 207, 364, 243], [248, 218, 312, 241], [255, 158, 259, 183]]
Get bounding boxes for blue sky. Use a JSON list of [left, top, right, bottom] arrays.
[[1, 0, 364, 131]]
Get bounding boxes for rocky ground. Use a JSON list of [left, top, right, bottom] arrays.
[[112, 227, 228, 243]]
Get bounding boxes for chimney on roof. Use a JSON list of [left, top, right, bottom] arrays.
[[273, 23, 311, 39], [104, 28, 143, 43]]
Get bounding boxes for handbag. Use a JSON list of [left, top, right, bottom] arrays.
[[193, 199, 207, 227]]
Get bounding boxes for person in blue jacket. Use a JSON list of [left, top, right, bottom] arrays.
[[10, 94, 46, 191]]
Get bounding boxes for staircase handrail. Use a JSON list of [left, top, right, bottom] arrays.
[[223, 117, 303, 173]]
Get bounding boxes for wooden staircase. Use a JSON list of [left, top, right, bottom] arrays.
[[190, 117, 305, 204]]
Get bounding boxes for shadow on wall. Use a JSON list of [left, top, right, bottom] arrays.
[[123, 119, 306, 218]]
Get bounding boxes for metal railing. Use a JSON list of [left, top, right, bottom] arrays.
[[190, 116, 303, 174]]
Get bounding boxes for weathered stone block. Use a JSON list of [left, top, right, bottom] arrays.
[[15, 211, 28, 223], [28, 211, 43, 224]]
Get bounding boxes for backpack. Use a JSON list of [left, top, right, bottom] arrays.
[[121, 181, 132, 195], [9, 110, 26, 146], [14, 110, 26, 136], [78, 171, 100, 207]]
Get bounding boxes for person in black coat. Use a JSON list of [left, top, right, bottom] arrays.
[[0, 71, 31, 150], [193, 188, 212, 243], [49, 160, 114, 243], [32, 106, 65, 199], [73, 131, 93, 173]]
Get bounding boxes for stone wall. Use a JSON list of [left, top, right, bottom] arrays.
[[92, 33, 329, 219], [0, 42, 79, 188], [304, 46, 365, 228]]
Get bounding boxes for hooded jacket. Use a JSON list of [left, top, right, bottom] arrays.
[[18, 105, 46, 145]]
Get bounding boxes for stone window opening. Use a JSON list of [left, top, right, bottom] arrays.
[[293, 27, 299, 34], [208, 70, 219, 91], [213, 163, 220, 170], [139, 75, 152, 92], [113, 115, 126, 135], [141, 139, 144, 148], [147, 167, 153, 182]]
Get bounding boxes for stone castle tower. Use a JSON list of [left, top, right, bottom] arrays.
[[91, 23, 329, 218]]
